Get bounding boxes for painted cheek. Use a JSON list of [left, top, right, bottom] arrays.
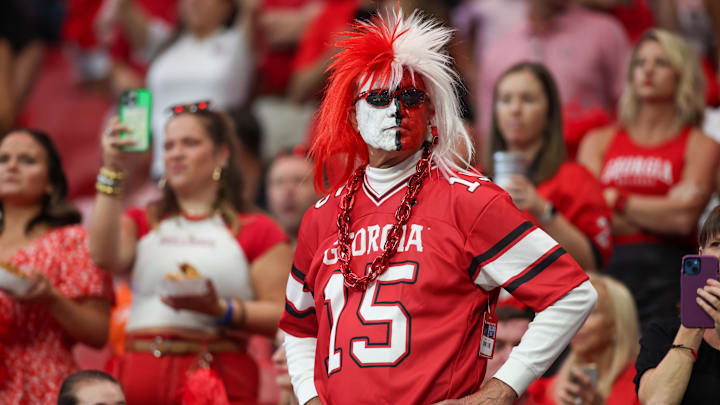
[[355, 99, 400, 151], [397, 107, 427, 151]]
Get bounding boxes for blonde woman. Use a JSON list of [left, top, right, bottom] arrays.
[[529, 274, 641, 405], [578, 29, 720, 328]]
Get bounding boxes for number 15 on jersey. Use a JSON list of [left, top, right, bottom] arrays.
[[323, 262, 419, 375]]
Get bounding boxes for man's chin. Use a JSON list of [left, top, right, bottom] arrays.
[[363, 132, 401, 151]]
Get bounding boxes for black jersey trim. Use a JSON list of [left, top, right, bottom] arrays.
[[467, 221, 535, 279], [285, 301, 316, 318], [505, 247, 566, 293], [291, 265, 306, 282], [362, 176, 411, 204]]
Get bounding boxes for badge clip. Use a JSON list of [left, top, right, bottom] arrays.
[[479, 289, 500, 359]]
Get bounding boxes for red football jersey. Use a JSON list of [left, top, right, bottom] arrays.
[[279, 169, 588, 404]]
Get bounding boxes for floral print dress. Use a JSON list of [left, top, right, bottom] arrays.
[[0, 226, 113, 405]]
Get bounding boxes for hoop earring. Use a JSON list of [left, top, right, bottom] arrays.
[[212, 167, 222, 182], [158, 176, 167, 189]]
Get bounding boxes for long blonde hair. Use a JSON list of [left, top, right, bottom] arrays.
[[618, 29, 705, 129], [559, 274, 640, 398]]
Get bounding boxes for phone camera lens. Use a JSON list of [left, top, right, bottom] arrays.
[[684, 258, 701, 275]]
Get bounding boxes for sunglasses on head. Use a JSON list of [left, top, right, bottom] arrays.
[[169, 100, 211, 115], [357, 88, 427, 108]]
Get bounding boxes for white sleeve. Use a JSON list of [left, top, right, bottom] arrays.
[[283, 332, 318, 405], [493, 280, 597, 395]]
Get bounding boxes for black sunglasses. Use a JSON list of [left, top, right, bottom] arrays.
[[357, 88, 427, 108], [169, 100, 211, 115]]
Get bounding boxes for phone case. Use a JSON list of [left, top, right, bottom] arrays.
[[119, 89, 152, 152], [681, 254, 719, 328], [583, 365, 598, 388]]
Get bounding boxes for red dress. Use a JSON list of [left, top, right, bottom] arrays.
[[0, 226, 113, 405]]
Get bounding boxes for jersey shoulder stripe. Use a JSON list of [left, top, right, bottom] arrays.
[[286, 264, 316, 318], [467, 221, 535, 279], [505, 247, 567, 292], [473, 228, 559, 290], [285, 301, 316, 318]]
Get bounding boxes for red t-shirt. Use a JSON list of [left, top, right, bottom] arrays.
[[527, 363, 640, 405], [279, 169, 588, 404], [600, 127, 692, 245], [535, 162, 613, 267]]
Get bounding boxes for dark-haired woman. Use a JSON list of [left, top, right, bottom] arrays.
[[485, 62, 613, 272], [0, 129, 113, 404], [89, 106, 292, 405]]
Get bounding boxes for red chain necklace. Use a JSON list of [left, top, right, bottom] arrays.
[[337, 137, 437, 290]]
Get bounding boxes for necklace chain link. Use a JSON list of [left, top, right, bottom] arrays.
[[337, 138, 437, 290]]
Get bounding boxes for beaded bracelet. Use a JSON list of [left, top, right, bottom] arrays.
[[96, 167, 125, 196], [96, 173, 122, 187], [95, 182, 123, 196], [100, 166, 126, 180]]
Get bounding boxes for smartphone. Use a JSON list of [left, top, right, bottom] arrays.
[[681, 254, 719, 328], [119, 89, 152, 152], [581, 364, 598, 387], [570, 364, 598, 388]]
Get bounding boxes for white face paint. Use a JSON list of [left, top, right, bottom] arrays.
[[355, 79, 402, 152]]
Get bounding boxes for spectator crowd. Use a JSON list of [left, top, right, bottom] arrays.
[[2, 0, 720, 404]]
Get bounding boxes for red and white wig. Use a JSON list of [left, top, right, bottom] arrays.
[[311, 9, 474, 192]]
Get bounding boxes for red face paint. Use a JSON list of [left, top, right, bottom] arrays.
[[393, 72, 431, 152]]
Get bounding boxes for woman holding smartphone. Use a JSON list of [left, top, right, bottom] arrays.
[[528, 274, 641, 405], [89, 104, 292, 405], [634, 205, 720, 404]]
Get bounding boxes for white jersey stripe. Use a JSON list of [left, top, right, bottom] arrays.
[[474, 228, 559, 290], [286, 275, 315, 312]]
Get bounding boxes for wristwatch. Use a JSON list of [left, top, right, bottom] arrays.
[[538, 201, 557, 223]]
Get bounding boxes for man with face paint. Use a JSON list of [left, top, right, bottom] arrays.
[[279, 10, 597, 405], [352, 71, 432, 156]]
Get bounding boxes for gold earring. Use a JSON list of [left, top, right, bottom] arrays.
[[158, 176, 167, 188], [212, 167, 222, 181]]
